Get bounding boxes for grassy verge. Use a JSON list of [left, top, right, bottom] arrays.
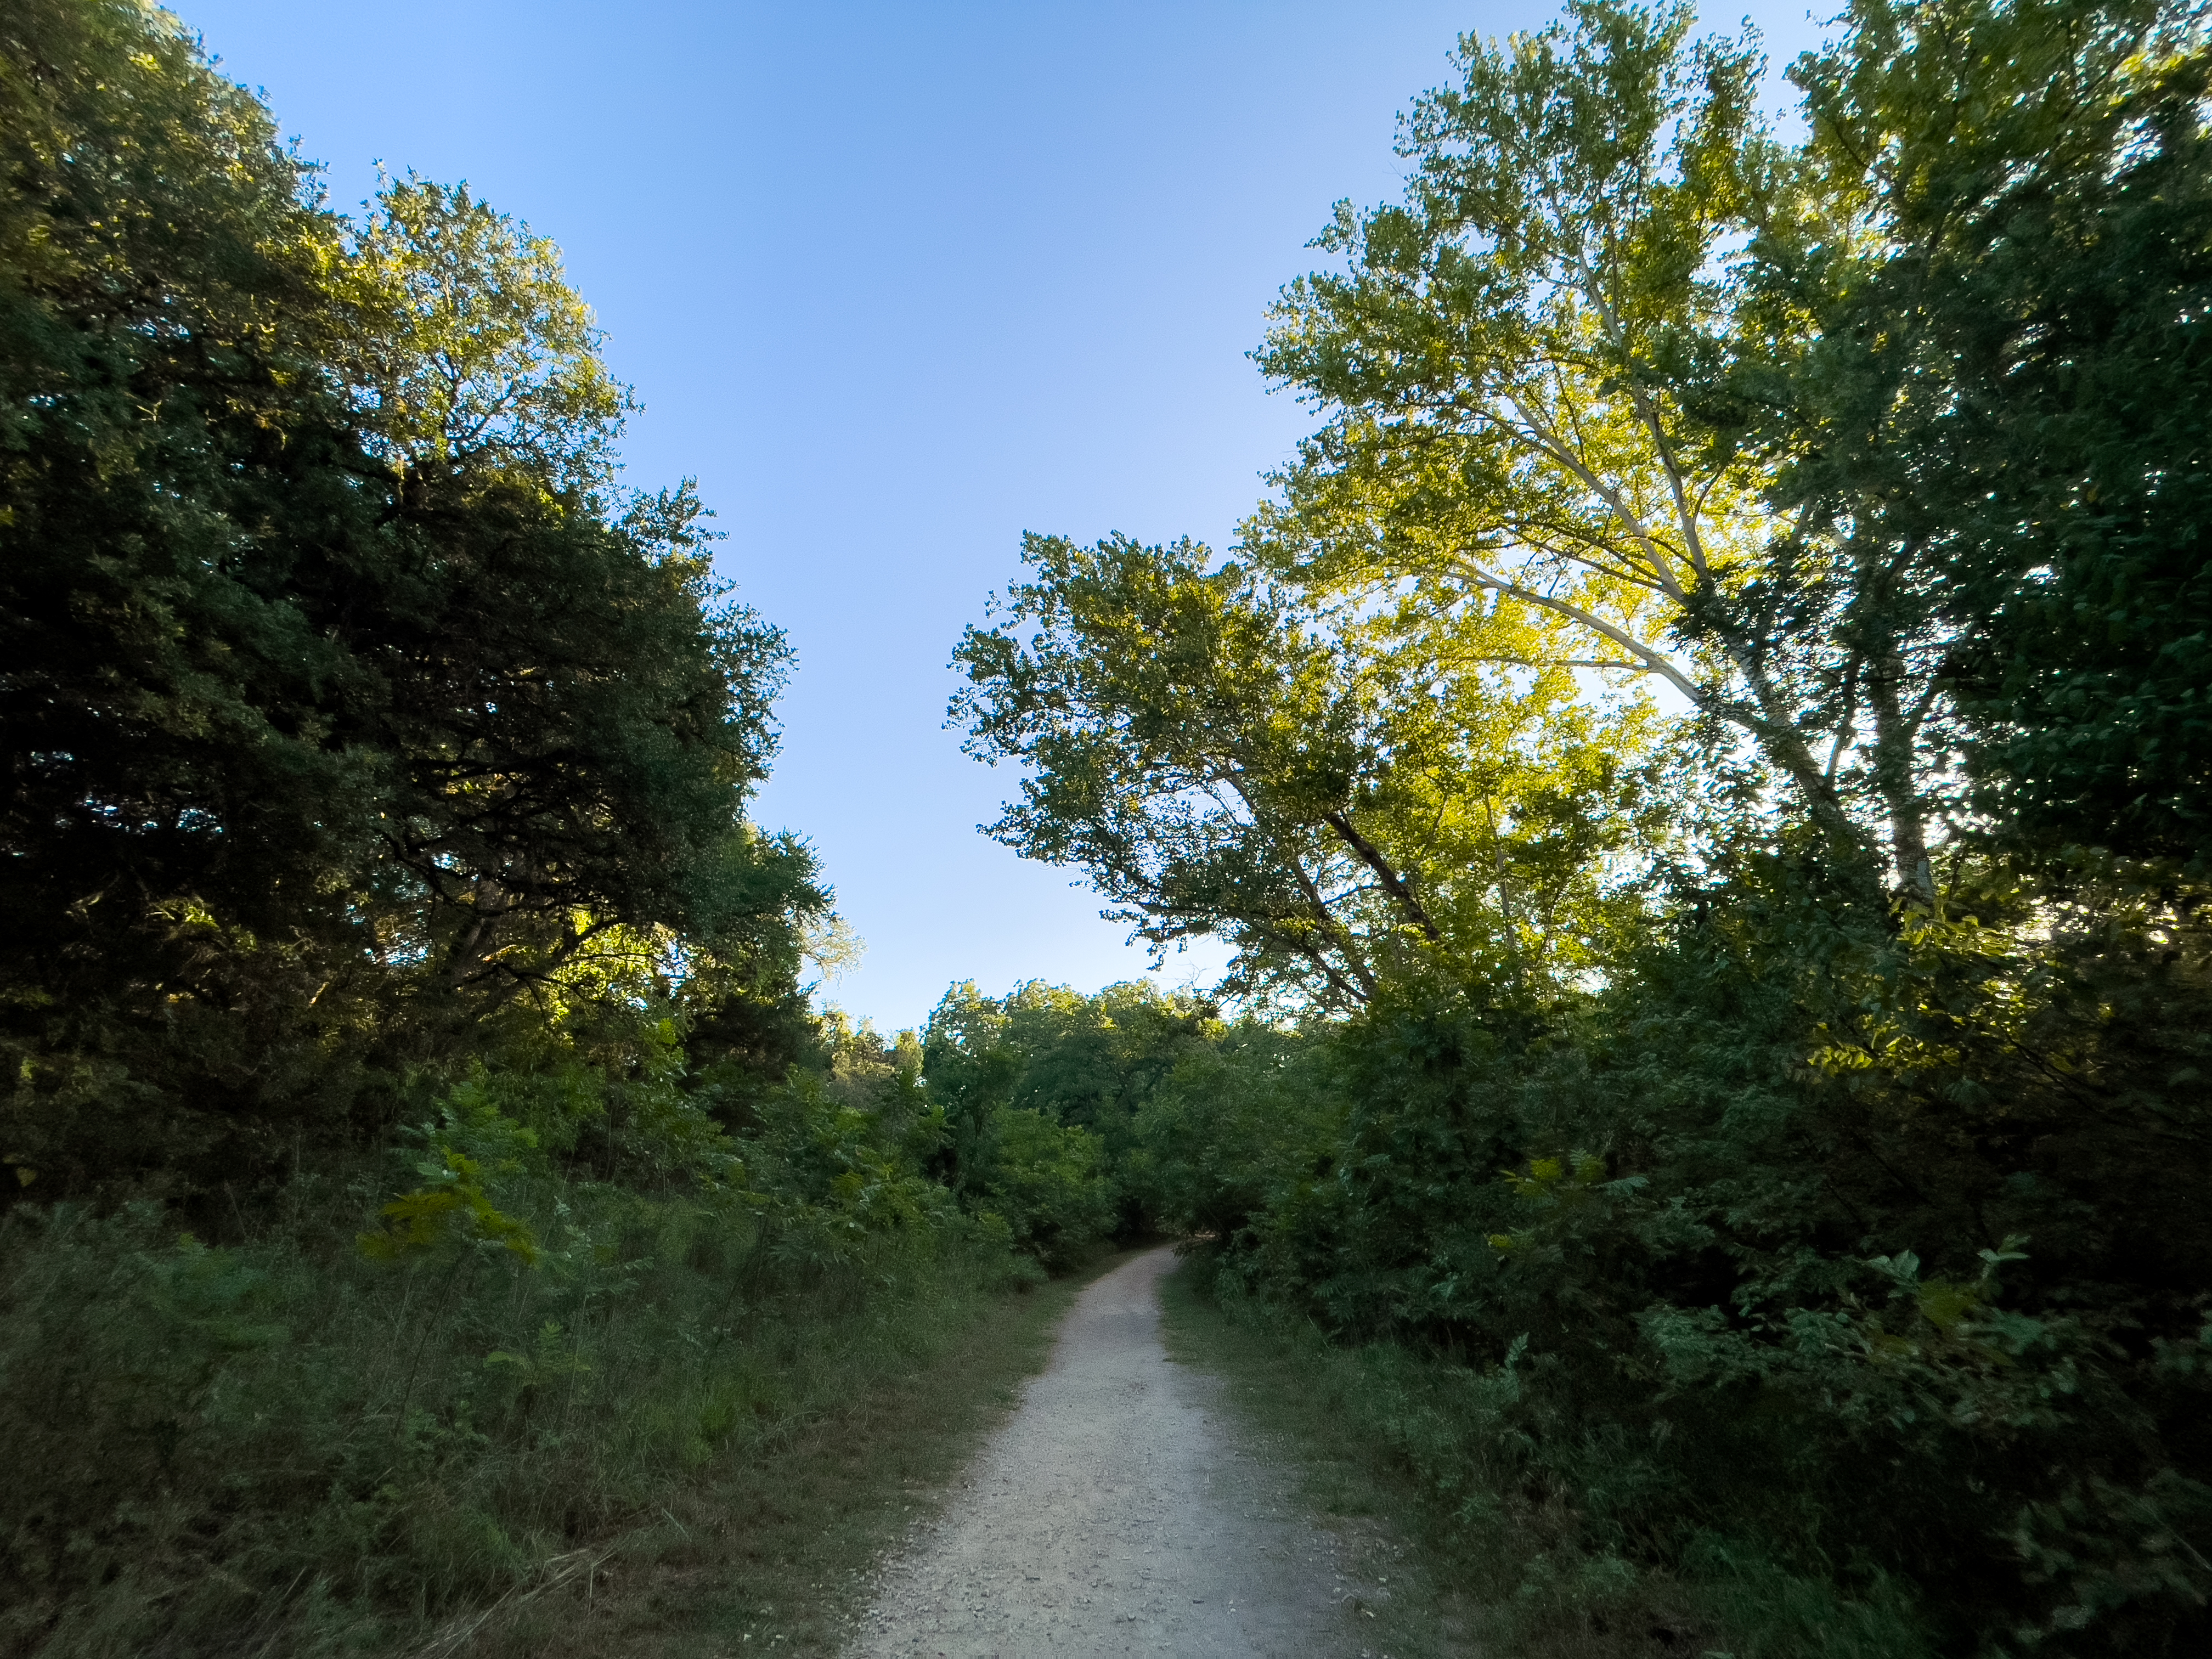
[[1, 1178, 1122, 1659], [471, 1245, 1135, 1659], [1159, 1252, 1719, 1659]]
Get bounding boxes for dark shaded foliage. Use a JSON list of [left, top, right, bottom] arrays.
[[0, 1, 819, 1201]]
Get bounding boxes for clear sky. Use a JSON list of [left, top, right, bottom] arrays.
[[179, 1, 1826, 1034]]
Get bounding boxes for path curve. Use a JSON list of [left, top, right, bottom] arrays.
[[843, 1245, 1369, 1657]]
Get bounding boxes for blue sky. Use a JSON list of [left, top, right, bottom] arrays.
[[182, 1, 1826, 1032]]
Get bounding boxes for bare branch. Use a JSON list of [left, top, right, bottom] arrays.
[[1454, 558, 1704, 701]]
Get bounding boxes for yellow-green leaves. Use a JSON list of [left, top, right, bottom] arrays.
[[1254, 1, 1781, 690], [357, 1157, 540, 1266], [328, 174, 633, 494], [1487, 1149, 1645, 1260], [359, 1101, 543, 1266], [1501, 1152, 1610, 1203], [953, 533, 1663, 1009], [1250, 2, 1888, 857]]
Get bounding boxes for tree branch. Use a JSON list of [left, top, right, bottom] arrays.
[[1321, 810, 1441, 944]]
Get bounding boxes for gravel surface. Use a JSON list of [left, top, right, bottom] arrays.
[[843, 1245, 1375, 1658]]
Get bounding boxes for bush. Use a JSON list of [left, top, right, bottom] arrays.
[[0, 1059, 1034, 1659], [1169, 865, 2212, 1656], [975, 1108, 1114, 1272]]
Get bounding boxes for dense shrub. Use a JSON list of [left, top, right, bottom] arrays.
[[0, 1062, 1034, 1659], [1139, 859, 2212, 1656]]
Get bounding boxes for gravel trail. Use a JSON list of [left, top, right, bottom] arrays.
[[843, 1245, 1372, 1658]]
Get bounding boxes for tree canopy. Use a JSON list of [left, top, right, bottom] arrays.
[[1, 0, 820, 1193], [5, 2, 2211, 1653], [954, 532, 1662, 1008], [951, 2, 2212, 1651]]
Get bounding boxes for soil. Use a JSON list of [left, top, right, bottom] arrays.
[[842, 1245, 1381, 1658]]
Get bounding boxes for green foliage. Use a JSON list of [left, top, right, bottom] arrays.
[[0, 13, 1056, 1656], [1125, 1022, 1333, 1242], [329, 171, 634, 492], [1241, 0, 1896, 866], [10, 3, 2212, 1657], [357, 1099, 546, 1266], [916, 979, 1209, 1258], [0, 0, 822, 1202], [0, 1008, 1056, 1657], [1169, 1258, 1945, 1659], [970, 1108, 1113, 1273], [1149, 864, 2212, 1653], [953, 534, 1666, 1009], [0, 1171, 1031, 1657], [949, 3, 2212, 1654], [1758, 0, 2212, 870]]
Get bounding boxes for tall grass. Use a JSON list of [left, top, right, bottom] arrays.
[[0, 1170, 1038, 1658]]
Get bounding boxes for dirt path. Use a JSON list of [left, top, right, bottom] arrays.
[[842, 1245, 1375, 1658]]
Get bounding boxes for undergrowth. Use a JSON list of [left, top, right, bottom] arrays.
[[0, 1173, 1045, 1658], [1163, 1249, 1938, 1659]]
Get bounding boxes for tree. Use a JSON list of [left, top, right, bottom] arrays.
[[0, 1, 819, 1195], [953, 533, 1660, 1009], [1752, 0, 2212, 870], [1244, 0, 2017, 900], [915, 980, 1128, 1259], [2, 0, 374, 995], [328, 173, 634, 496], [941, 2, 2212, 1649], [1249, 8, 1852, 815]]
